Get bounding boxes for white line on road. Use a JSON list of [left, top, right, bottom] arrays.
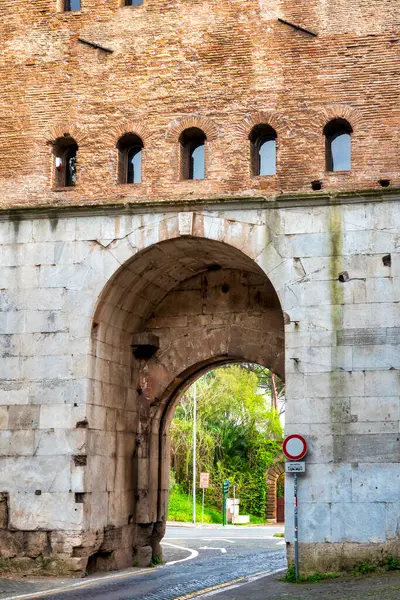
[[201, 538, 235, 543], [276, 540, 285, 545], [199, 547, 227, 554], [194, 568, 287, 598], [0, 567, 151, 600], [2, 543, 199, 600], [162, 541, 199, 566], [164, 536, 278, 540]]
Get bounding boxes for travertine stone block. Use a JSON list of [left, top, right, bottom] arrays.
[[8, 406, 40, 430]]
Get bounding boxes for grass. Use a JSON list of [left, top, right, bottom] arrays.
[[167, 486, 268, 525], [150, 555, 164, 568], [351, 557, 400, 576], [283, 565, 341, 584], [168, 486, 222, 524], [281, 557, 400, 585], [273, 532, 285, 538], [248, 514, 268, 525]]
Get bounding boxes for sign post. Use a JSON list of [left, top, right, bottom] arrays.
[[282, 434, 308, 581], [222, 480, 230, 526], [200, 473, 210, 525]]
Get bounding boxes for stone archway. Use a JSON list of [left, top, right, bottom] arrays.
[[87, 235, 284, 570], [266, 462, 285, 523]]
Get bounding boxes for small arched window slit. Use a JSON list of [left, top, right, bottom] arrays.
[[179, 128, 206, 180], [52, 135, 78, 188], [117, 133, 143, 184], [324, 118, 352, 172], [249, 124, 277, 176]]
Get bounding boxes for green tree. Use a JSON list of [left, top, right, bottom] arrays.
[[170, 365, 283, 518]]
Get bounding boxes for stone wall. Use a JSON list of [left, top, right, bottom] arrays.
[[0, 0, 399, 209], [0, 201, 399, 574]]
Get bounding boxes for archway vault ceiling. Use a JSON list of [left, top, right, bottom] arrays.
[[94, 236, 277, 330]]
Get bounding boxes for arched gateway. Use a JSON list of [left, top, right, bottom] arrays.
[[87, 227, 285, 570]]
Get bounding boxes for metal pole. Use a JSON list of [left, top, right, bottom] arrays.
[[222, 492, 226, 527], [233, 484, 236, 524], [202, 488, 205, 525], [192, 380, 197, 524], [294, 473, 299, 580]]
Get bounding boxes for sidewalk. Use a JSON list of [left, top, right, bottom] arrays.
[[214, 570, 400, 600]]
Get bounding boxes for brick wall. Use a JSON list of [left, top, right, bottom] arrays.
[[0, 0, 398, 209]]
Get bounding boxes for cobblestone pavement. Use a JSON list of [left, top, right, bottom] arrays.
[[0, 526, 286, 599]]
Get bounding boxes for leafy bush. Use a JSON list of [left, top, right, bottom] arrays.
[[387, 556, 400, 571], [352, 562, 376, 576]]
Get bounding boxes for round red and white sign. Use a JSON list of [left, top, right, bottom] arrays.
[[283, 434, 308, 461]]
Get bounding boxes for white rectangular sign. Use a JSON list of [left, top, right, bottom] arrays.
[[285, 461, 306, 473], [200, 472, 210, 488]]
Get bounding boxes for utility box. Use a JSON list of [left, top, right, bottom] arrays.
[[226, 498, 240, 523], [232, 515, 250, 524]]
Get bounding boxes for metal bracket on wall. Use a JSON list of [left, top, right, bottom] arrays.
[[77, 38, 114, 53], [277, 18, 318, 37]]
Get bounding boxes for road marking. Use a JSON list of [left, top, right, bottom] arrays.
[[162, 541, 199, 565], [199, 546, 227, 554], [201, 538, 235, 543], [1, 543, 198, 600], [164, 536, 279, 540], [1, 540, 284, 600], [276, 540, 285, 545], [0, 567, 151, 600], [172, 568, 287, 599], [3, 543, 199, 600]]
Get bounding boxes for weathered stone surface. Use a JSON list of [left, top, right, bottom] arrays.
[[287, 541, 400, 576], [0, 0, 399, 576], [134, 545, 153, 568], [8, 406, 39, 430], [9, 493, 84, 531], [0, 198, 399, 577], [0, 493, 9, 529]]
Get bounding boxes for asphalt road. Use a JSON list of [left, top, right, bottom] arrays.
[[1, 525, 286, 600]]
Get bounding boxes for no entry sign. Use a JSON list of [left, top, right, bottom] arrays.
[[283, 434, 308, 461], [283, 434, 308, 581]]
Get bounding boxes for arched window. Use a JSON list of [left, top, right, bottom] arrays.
[[125, 0, 143, 4], [116, 133, 143, 184], [53, 136, 78, 188], [324, 119, 352, 172], [249, 124, 277, 176], [179, 128, 206, 180], [65, 0, 81, 10]]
